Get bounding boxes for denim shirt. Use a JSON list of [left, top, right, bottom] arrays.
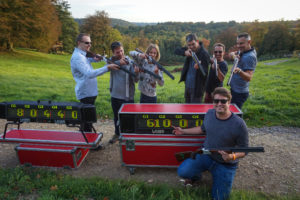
[[70, 48, 109, 100], [185, 59, 196, 89], [230, 48, 257, 93]]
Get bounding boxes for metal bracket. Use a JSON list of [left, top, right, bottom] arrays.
[[125, 140, 135, 151]]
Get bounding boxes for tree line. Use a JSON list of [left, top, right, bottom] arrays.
[[1, 0, 299, 64]]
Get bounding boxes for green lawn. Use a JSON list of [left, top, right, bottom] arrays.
[[0, 48, 299, 127]]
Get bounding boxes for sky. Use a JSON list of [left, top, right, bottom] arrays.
[[67, 0, 300, 23]]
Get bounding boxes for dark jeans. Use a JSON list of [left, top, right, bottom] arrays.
[[140, 93, 157, 103], [230, 89, 249, 109], [80, 96, 97, 132], [178, 154, 237, 200], [185, 87, 203, 103], [111, 97, 134, 135]]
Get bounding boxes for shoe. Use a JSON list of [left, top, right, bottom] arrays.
[[109, 134, 119, 144], [179, 179, 194, 187]]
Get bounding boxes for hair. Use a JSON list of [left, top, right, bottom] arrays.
[[237, 32, 251, 41], [212, 87, 232, 101], [111, 41, 122, 52], [76, 33, 90, 45], [185, 33, 198, 42], [213, 43, 226, 52], [146, 43, 161, 61]]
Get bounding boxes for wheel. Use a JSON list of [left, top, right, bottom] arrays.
[[129, 167, 135, 175]]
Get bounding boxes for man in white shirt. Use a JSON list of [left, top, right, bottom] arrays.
[[70, 33, 118, 132]]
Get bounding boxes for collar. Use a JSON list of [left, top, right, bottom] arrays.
[[240, 47, 255, 57], [75, 47, 87, 56]]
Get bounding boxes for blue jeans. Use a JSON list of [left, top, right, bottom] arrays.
[[230, 89, 249, 109], [178, 154, 237, 200], [140, 93, 157, 103]]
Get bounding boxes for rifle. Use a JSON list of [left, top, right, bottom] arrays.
[[126, 57, 162, 80], [135, 48, 175, 80], [212, 55, 218, 77], [86, 51, 136, 78], [227, 51, 240, 86], [191, 50, 206, 76], [175, 147, 264, 162]]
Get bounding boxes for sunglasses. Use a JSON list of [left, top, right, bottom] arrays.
[[213, 99, 228, 104], [81, 41, 92, 45], [214, 51, 223, 54]]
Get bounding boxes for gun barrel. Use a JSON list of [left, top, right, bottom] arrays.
[[191, 52, 206, 76], [105, 57, 136, 78]]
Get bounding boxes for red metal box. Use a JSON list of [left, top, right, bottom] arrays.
[[118, 104, 242, 174], [15, 144, 89, 169]]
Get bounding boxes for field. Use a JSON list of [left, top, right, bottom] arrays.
[[0, 49, 299, 199], [0, 48, 299, 127]]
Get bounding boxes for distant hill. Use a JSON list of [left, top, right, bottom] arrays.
[[74, 18, 156, 27]]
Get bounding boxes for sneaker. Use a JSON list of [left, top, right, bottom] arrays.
[[109, 134, 119, 144], [179, 179, 193, 187]]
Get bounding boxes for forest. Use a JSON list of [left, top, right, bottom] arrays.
[[1, 0, 300, 64]]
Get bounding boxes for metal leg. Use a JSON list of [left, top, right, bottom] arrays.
[[129, 167, 135, 175]]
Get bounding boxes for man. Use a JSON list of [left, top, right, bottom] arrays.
[[229, 32, 257, 109], [204, 43, 228, 103], [175, 33, 210, 103], [109, 41, 139, 144], [70, 33, 118, 132], [173, 87, 248, 200]]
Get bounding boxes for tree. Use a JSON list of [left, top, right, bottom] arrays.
[[80, 10, 122, 55], [53, 0, 79, 53], [259, 22, 293, 56], [0, 0, 61, 52], [215, 27, 238, 53]]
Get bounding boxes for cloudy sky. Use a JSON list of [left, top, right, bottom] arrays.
[[67, 0, 300, 23]]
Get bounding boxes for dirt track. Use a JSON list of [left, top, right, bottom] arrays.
[[0, 119, 299, 195]]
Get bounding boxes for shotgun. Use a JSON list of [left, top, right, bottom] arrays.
[[135, 48, 175, 80], [175, 146, 264, 162], [191, 51, 206, 76], [227, 51, 240, 86]]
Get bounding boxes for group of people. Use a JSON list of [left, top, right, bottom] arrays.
[[70, 32, 257, 200]]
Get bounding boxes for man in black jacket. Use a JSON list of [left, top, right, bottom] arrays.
[[175, 33, 210, 103]]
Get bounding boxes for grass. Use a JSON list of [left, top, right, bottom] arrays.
[[0, 48, 299, 127], [0, 167, 298, 200]]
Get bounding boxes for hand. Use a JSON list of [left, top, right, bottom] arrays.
[[94, 54, 102, 61], [184, 49, 192, 57], [134, 66, 140, 73], [233, 67, 242, 74], [107, 64, 119, 71], [194, 63, 199, 70], [154, 66, 159, 74], [172, 126, 184, 135], [218, 151, 233, 162], [119, 58, 128, 66], [139, 53, 147, 59]]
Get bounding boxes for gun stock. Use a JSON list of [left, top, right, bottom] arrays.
[[135, 48, 175, 80], [175, 147, 264, 162]]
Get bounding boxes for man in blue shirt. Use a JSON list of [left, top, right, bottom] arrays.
[[229, 33, 257, 109], [70, 33, 118, 132]]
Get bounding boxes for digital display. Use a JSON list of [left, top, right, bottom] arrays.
[[134, 114, 204, 134], [0, 100, 96, 124]]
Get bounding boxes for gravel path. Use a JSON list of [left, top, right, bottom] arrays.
[[0, 119, 299, 195]]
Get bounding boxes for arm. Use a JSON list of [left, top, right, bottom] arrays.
[[233, 68, 254, 82], [72, 58, 109, 79], [174, 47, 188, 56], [172, 126, 203, 135]]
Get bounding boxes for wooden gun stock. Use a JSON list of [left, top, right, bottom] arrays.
[[175, 147, 264, 162]]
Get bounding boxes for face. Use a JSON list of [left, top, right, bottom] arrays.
[[213, 94, 230, 115], [187, 40, 199, 52], [113, 46, 124, 59], [78, 36, 91, 52], [213, 46, 224, 61], [237, 37, 251, 53], [148, 48, 158, 60]]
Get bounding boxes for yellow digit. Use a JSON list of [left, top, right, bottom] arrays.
[[52, 106, 57, 109], [175, 115, 182, 119], [72, 111, 78, 119], [44, 110, 50, 118], [179, 119, 188, 128], [163, 119, 171, 127], [11, 104, 16, 108], [58, 110, 65, 118], [159, 115, 165, 119], [38, 105, 44, 109], [146, 119, 155, 127], [17, 108, 24, 117], [192, 115, 199, 119], [30, 109, 37, 117], [195, 119, 203, 126], [66, 106, 72, 110], [24, 105, 30, 108], [154, 119, 160, 127]]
